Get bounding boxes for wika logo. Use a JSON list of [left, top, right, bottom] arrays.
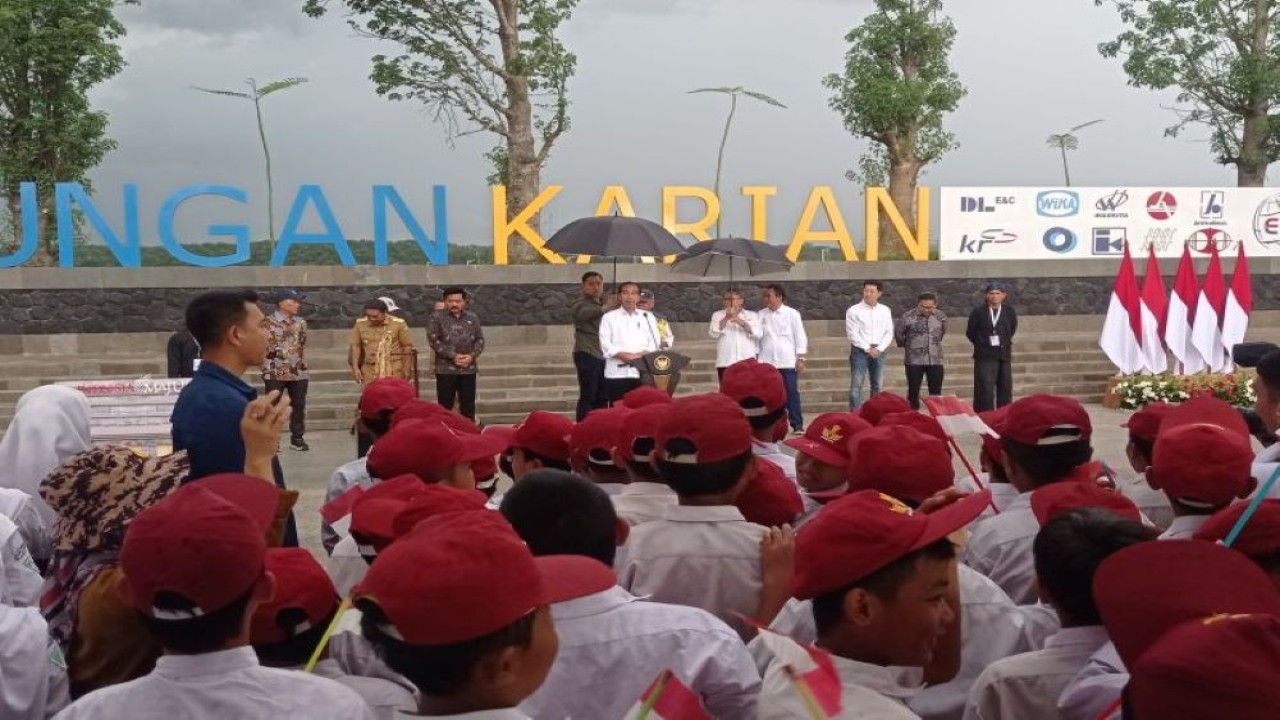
[[1036, 190, 1080, 218]]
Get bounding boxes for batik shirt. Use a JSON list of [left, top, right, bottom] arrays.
[[262, 311, 308, 381]]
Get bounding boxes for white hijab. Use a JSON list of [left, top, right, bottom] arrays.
[[0, 385, 92, 526]]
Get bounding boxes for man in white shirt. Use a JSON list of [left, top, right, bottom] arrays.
[[758, 283, 808, 432], [709, 289, 762, 381], [599, 282, 662, 405], [845, 280, 894, 410]]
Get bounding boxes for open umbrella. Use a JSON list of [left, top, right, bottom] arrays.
[[545, 215, 686, 287], [670, 236, 793, 288]]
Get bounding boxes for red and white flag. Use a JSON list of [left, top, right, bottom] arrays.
[[924, 395, 996, 438], [753, 630, 843, 719], [1099, 244, 1144, 374], [1165, 244, 1205, 374], [1138, 245, 1169, 374], [623, 670, 710, 720], [1191, 243, 1230, 372], [1222, 243, 1253, 367]]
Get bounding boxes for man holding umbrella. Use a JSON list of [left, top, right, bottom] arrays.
[[571, 271, 615, 420], [599, 281, 662, 405]]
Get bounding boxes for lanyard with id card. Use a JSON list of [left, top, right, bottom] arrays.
[[989, 306, 1002, 347]]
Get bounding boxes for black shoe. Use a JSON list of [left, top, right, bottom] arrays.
[[291, 439, 309, 451]]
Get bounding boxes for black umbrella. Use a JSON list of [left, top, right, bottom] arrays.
[[545, 215, 686, 287], [670, 236, 793, 288]]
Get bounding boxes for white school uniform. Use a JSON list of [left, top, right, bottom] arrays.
[[0, 487, 51, 567], [328, 608, 419, 700], [599, 308, 661, 380], [955, 476, 1020, 521], [308, 659, 417, 719], [752, 439, 798, 484], [52, 646, 374, 720], [0, 513, 42, 607], [327, 535, 369, 598], [758, 633, 923, 720], [962, 625, 1110, 720], [709, 309, 763, 368], [1113, 471, 1173, 531], [520, 586, 760, 720], [396, 711, 530, 720], [1157, 513, 1210, 540], [963, 492, 1041, 604], [611, 482, 677, 526], [1, 604, 69, 720]]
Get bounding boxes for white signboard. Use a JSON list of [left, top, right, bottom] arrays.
[[939, 187, 1280, 260], [58, 377, 190, 456]]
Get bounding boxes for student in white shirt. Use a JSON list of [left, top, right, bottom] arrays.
[[1116, 402, 1176, 530], [719, 358, 797, 482], [598, 282, 662, 405], [567, 406, 633, 496], [610, 404, 677, 526], [782, 412, 872, 521], [1, 603, 69, 720], [757, 284, 808, 432], [709, 289, 762, 380], [500, 469, 761, 720], [845, 280, 894, 410]]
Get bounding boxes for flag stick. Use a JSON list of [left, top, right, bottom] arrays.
[[783, 665, 830, 720], [634, 670, 670, 720], [1223, 466, 1280, 547], [923, 400, 1000, 514], [305, 596, 352, 673]]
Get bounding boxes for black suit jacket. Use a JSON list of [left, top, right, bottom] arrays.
[[966, 304, 1017, 361]]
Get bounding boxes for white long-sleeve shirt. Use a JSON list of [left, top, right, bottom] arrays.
[[758, 305, 808, 370], [599, 308, 661, 380], [963, 626, 1110, 720], [846, 302, 894, 351], [708, 309, 762, 368]]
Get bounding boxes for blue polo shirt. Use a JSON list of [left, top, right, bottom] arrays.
[[171, 360, 285, 488]]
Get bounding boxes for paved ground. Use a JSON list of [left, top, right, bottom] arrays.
[[280, 403, 1139, 558]]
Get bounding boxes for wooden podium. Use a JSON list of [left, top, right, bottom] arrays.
[[626, 351, 692, 395]]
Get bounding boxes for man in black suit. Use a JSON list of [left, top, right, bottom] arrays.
[[966, 282, 1018, 411]]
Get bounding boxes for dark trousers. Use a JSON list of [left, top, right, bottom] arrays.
[[717, 367, 727, 383], [574, 351, 607, 421], [905, 365, 945, 410], [436, 373, 478, 420], [973, 358, 1013, 412], [780, 368, 803, 430], [264, 379, 308, 441], [605, 377, 643, 406]]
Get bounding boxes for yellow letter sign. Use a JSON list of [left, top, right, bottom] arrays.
[[491, 185, 567, 265]]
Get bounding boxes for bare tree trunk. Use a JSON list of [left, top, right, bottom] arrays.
[[496, 0, 543, 265], [883, 159, 921, 260], [1238, 111, 1269, 187], [5, 192, 21, 252]]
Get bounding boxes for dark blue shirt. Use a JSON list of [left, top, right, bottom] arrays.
[[171, 360, 285, 488]]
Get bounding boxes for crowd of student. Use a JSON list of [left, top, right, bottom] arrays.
[[3, 294, 1280, 719]]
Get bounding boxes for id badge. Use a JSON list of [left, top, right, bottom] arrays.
[[989, 335, 1001, 348], [192, 358, 202, 371]]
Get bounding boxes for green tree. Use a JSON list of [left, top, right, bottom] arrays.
[[303, 0, 579, 263], [1094, 0, 1280, 186], [823, 0, 965, 257], [688, 86, 786, 238], [192, 77, 308, 248], [0, 0, 128, 264]]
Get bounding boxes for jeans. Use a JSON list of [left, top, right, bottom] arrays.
[[264, 379, 308, 441], [779, 368, 803, 430], [905, 365, 945, 410], [974, 358, 1013, 411], [573, 351, 607, 421], [436, 373, 478, 419], [848, 347, 884, 410]]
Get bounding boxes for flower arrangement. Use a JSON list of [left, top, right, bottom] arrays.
[[1111, 372, 1256, 410]]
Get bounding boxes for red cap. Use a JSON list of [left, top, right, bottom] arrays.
[[1194, 500, 1280, 557], [1030, 481, 1142, 526], [793, 489, 990, 599], [367, 421, 509, 482], [783, 413, 872, 468], [196, 473, 279, 538], [506, 411, 575, 462], [1121, 401, 1176, 442], [354, 511, 614, 645], [618, 385, 673, 409], [735, 458, 804, 526], [656, 394, 753, 465], [390, 399, 451, 428], [1150, 424, 1254, 508], [571, 406, 632, 468], [1000, 394, 1092, 446], [846, 426, 955, 506], [720, 359, 786, 416], [1129, 614, 1280, 720], [250, 548, 339, 645], [878, 411, 949, 446], [120, 485, 266, 618], [857, 392, 912, 426], [1094, 541, 1280, 668], [617, 404, 668, 463], [350, 475, 429, 552], [391, 485, 489, 538], [359, 378, 418, 421]]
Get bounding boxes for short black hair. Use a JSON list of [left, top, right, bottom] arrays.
[[763, 283, 786, 300], [363, 410, 394, 439], [499, 469, 618, 566], [253, 606, 338, 667], [139, 588, 255, 655], [514, 446, 572, 473], [581, 271, 602, 283], [863, 280, 883, 291], [1127, 433, 1155, 467], [656, 449, 753, 497], [359, 599, 536, 696], [747, 407, 786, 432], [1033, 508, 1158, 625], [499, 449, 515, 481], [1001, 438, 1092, 488], [918, 292, 937, 302], [812, 538, 955, 638], [442, 286, 467, 300], [185, 290, 259, 349], [625, 459, 662, 482], [1258, 350, 1280, 396], [364, 299, 389, 312], [618, 281, 640, 294]]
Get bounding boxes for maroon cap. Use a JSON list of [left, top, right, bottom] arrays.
[[196, 473, 279, 538], [720, 359, 786, 416], [878, 411, 949, 445], [250, 548, 339, 645], [354, 511, 614, 645], [120, 485, 266, 619], [350, 475, 430, 552], [1194, 500, 1280, 557], [1160, 394, 1251, 438], [1150, 424, 1254, 508], [1030, 481, 1142, 526], [391, 484, 489, 539], [783, 413, 872, 468], [655, 394, 753, 465], [857, 393, 912, 426], [359, 378, 418, 421], [793, 488, 990, 599], [1121, 401, 1176, 442], [735, 458, 804, 526], [367, 421, 509, 482], [571, 406, 632, 468], [1000, 394, 1092, 446], [505, 411, 575, 462], [389, 399, 452, 428], [618, 385, 673, 409], [617, 404, 668, 463], [846, 426, 955, 506], [1094, 541, 1280, 669]]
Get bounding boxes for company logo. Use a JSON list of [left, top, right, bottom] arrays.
[[1042, 227, 1078, 253], [1036, 190, 1080, 218], [1188, 228, 1236, 254], [1254, 193, 1280, 246], [959, 229, 1018, 253], [1095, 190, 1130, 218], [1092, 228, 1128, 255], [1200, 191, 1225, 220], [960, 196, 1014, 213], [1146, 191, 1178, 220], [1139, 228, 1177, 254]]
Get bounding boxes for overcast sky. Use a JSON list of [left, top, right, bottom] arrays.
[[85, 0, 1246, 248]]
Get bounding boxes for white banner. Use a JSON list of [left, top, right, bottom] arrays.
[[939, 187, 1280, 260]]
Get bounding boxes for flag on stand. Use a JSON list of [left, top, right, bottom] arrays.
[[1191, 243, 1230, 372], [1099, 244, 1144, 374], [1139, 245, 1168, 374], [1222, 243, 1253, 367], [623, 670, 710, 720], [1165, 244, 1205, 374]]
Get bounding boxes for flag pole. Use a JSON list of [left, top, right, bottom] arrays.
[[305, 596, 352, 672], [783, 666, 831, 720], [633, 670, 670, 720]]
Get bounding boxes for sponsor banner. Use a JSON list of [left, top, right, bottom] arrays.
[[58, 377, 189, 456], [940, 187, 1280, 260]]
